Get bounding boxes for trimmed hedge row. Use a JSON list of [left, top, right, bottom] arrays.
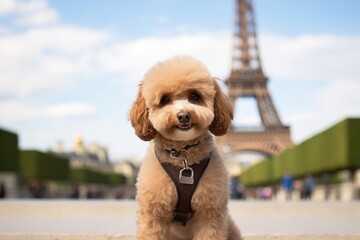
[[71, 168, 124, 185], [0, 127, 126, 185], [241, 118, 360, 187], [19, 150, 125, 185], [20, 150, 125, 185], [108, 172, 126, 185], [20, 150, 69, 181], [0, 128, 19, 172]]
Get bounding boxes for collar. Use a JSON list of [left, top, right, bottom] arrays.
[[165, 141, 200, 158], [153, 132, 213, 167]]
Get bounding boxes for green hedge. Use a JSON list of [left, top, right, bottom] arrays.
[[20, 150, 69, 181], [71, 168, 126, 185], [0, 128, 19, 172], [241, 158, 273, 186], [71, 168, 108, 184], [272, 147, 299, 181], [348, 118, 360, 168], [1, 129, 126, 185], [241, 118, 360, 187], [19, 151, 125, 185], [108, 173, 126, 185]]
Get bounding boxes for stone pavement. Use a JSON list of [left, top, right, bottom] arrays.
[[0, 200, 359, 239], [0, 234, 360, 240]]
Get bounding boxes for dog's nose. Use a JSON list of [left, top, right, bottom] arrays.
[[177, 112, 191, 123]]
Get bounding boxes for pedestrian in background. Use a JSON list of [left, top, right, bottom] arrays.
[[0, 182, 6, 199], [281, 171, 294, 200], [304, 174, 315, 200]]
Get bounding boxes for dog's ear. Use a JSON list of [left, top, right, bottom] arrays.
[[129, 84, 157, 141], [209, 81, 234, 136]]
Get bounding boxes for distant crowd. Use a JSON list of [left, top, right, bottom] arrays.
[[231, 171, 316, 200]]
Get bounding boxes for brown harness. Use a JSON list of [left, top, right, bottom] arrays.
[[156, 152, 211, 226]]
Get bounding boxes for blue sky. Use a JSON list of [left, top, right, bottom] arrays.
[[0, 0, 359, 161], [48, 0, 360, 36]]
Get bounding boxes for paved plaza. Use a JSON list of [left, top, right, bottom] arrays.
[[0, 200, 359, 239]]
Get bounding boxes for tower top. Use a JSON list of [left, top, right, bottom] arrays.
[[228, 0, 266, 84]]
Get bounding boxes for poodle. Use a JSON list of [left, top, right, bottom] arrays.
[[129, 56, 241, 240]]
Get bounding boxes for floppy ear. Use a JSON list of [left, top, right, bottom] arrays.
[[129, 84, 157, 141], [209, 81, 234, 136]]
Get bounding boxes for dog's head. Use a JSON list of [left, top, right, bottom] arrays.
[[129, 56, 233, 142]]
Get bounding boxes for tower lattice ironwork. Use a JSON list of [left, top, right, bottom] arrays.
[[217, 0, 293, 158]]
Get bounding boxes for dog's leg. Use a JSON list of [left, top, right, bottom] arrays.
[[136, 214, 170, 240], [227, 216, 242, 240], [191, 209, 228, 240]]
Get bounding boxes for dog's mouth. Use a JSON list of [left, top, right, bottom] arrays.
[[176, 124, 193, 131]]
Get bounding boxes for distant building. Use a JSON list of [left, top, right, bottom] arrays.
[[113, 158, 141, 186], [52, 135, 112, 173]]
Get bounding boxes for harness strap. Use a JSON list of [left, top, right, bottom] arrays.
[[158, 153, 211, 226]]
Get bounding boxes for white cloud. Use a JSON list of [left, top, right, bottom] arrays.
[[95, 33, 360, 88], [283, 79, 360, 144], [0, 27, 232, 119], [0, 25, 11, 35], [14, 0, 49, 14], [0, 0, 58, 26], [3, 20, 357, 103], [260, 34, 360, 82], [0, 101, 96, 122], [285, 112, 318, 124], [285, 111, 322, 143], [0, 25, 110, 98], [0, 0, 17, 16], [0, 101, 42, 121], [14, 7, 58, 26], [45, 103, 96, 118], [97, 32, 232, 88], [318, 79, 360, 118]]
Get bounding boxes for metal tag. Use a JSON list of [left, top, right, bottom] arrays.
[[179, 168, 194, 185]]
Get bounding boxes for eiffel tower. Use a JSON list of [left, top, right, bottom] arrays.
[[217, 0, 293, 159]]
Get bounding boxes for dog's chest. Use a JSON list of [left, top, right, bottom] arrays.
[[137, 150, 227, 219]]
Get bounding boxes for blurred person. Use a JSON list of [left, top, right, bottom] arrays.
[[230, 177, 238, 199], [230, 177, 246, 199], [70, 183, 80, 199], [28, 180, 47, 198], [262, 187, 272, 200], [0, 182, 6, 198], [304, 174, 315, 200], [28, 179, 39, 198], [115, 187, 125, 199], [237, 182, 246, 199], [281, 171, 294, 200], [322, 173, 331, 200]]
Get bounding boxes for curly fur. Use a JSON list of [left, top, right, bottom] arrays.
[[129, 56, 241, 240]]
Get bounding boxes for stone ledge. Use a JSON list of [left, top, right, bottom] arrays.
[[0, 234, 360, 240]]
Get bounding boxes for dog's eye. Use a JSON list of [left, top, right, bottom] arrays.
[[160, 95, 171, 105], [189, 92, 200, 102]]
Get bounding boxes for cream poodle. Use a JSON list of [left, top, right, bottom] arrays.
[[129, 56, 241, 240]]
